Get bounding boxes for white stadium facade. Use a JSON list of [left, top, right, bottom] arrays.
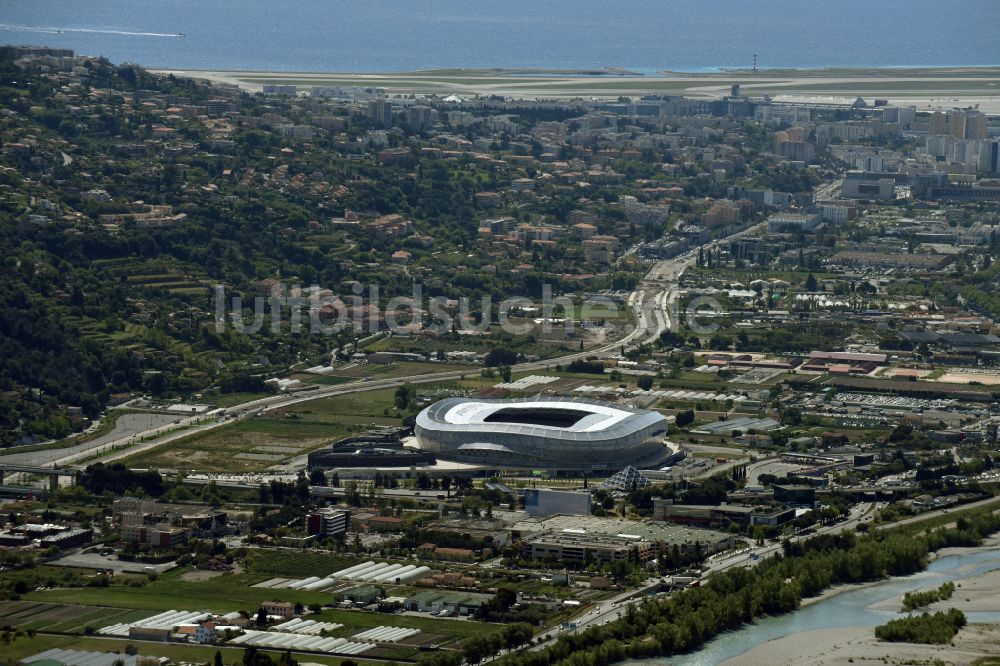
[[414, 396, 670, 472]]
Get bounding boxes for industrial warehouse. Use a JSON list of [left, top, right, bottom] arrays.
[[413, 396, 671, 472]]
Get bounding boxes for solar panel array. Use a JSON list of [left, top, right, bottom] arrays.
[[99, 609, 210, 636], [229, 630, 372, 655]]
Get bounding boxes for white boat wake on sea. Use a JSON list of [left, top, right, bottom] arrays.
[[0, 24, 183, 38]]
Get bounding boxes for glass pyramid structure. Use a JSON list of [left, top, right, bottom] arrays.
[[601, 465, 651, 491]]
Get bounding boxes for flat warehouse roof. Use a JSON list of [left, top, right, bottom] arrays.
[[514, 514, 732, 544]]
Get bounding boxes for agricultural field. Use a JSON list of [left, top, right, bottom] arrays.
[[16, 561, 502, 656], [243, 550, 360, 578], [25, 569, 334, 612], [566, 301, 629, 321], [206, 391, 276, 408], [124, 270, 211, 297], [307, 606, 500, 640], [282, 387, 411, 424], [322, 360, 473, 380], [0, 564, 148, 593], [117, 377, 504, 473], [0, 601, 149, 635], [0, 632, 374, 666], [360, 331, 588, 360], [118, 417, 347, 473], [288, 373, 355, 386]]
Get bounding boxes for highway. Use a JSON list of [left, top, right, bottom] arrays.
[[745, 457, 802, 485], [16, 214, 780, 472], [529, 495, 1000, 652], [529, 502, 878, 649], [29, 229, 692, 470], [813, 178, 843, 202], [82, 305, 665, 469]]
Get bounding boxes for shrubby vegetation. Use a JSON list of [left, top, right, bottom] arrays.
[[901, 581, 955, 612], [77, 462, 164, 497], [674, 409, 695, 427], [875, 608, 966, 644], [461, 622, 535, 663], [2, 52, 652, 444], [417, 507, 1000, 666], [240, 646, 298, 666], [564, 360, 605, 375]]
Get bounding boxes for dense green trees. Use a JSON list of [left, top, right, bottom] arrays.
[[732, 321, 854, 354], [77, 463, 164, 497], [674, 409, 695, 428], [484, 348, 519, 367], [394, 385, 413, 410], [875, 608, 966, 644], [1, 54, 655, 442], [457, 507, 1000, 666], [239, 646, 298, 666], [565, 360, 605, 375], [901, 581, 955, 611], [460, 623, 534, 664], [218, 373, 275, 395]]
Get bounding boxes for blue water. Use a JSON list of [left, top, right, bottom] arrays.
[[1, 0, 998, 72], [644, 545, 1000, 666]]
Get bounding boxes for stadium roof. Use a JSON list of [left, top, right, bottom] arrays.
[[417, 396, 665, 443], [441, 398, 634, 431]]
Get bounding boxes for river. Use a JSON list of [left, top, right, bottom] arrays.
[[635, 544, 1000, 666]]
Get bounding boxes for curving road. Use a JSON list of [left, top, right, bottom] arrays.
[[1, 413, 181, 468], [531, 495, 1000, 652], [43, 254, 679, 469], [35, 218, 774, 471]]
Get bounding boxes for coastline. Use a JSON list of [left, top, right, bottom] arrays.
[[151, 65, 1000, 113], [150, 65, 1000, 76], [669, 65, 1000, 76]]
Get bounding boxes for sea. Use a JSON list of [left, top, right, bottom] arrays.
[[1, 0, 998, 73]]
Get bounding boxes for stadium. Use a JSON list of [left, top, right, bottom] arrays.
[[414, 396, 670, 472]]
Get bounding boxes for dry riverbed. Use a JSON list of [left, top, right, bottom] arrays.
[[725, 535, 1000, 665]]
